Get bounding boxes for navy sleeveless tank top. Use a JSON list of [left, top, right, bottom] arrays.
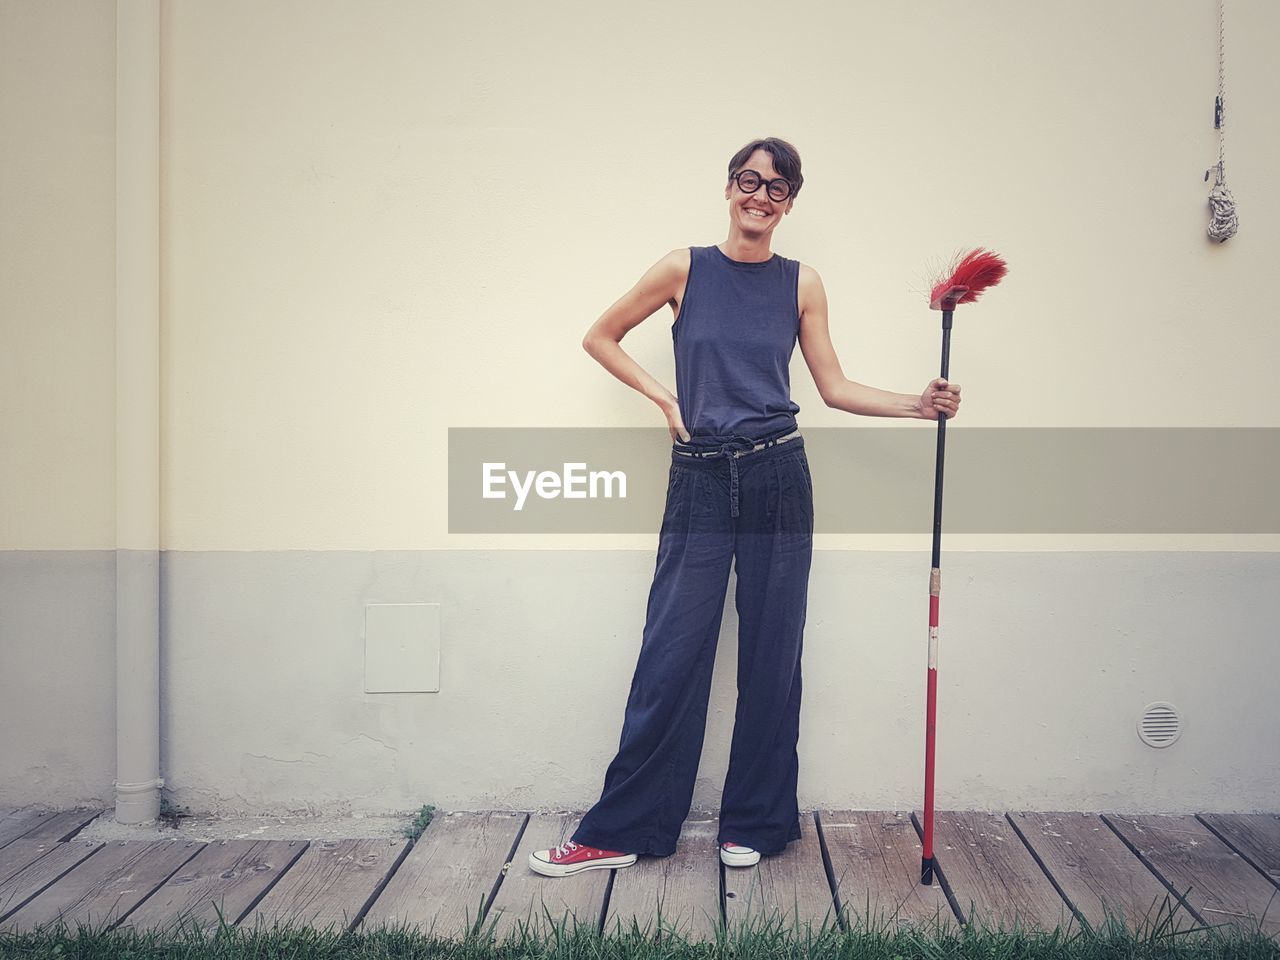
[[673, 244, 802, 446]]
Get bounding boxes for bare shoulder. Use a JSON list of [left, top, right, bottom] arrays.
[[796, 262, 828, 320], [660, 246, 691, 277], [643, 248, 691, 309], [632, 247, 689, 292], [797, 262, 824, 289]]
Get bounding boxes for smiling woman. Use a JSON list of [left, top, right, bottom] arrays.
[[721, 137, 802, 242], [528, 137, 965, 880]]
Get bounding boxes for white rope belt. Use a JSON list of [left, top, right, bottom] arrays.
[[672, 428, 802, 459]]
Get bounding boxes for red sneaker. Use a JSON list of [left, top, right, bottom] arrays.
[[529, 839, 637, 877]]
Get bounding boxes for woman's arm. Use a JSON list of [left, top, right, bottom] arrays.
[[582, 248, 692, 441], [797, 264, 960, 420]]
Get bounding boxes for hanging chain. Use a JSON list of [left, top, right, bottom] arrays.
[[1205, 0, 1238, 242], [1215, 0, 1226, 179]]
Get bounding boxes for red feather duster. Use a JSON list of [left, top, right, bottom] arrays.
[[929, 248, 1008, 310]]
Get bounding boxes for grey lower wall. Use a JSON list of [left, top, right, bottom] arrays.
[[1, 550, 1277, 815], [0, 552, 117, 803]]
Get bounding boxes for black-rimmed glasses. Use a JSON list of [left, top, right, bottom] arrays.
[[732, 169, 792, 202]]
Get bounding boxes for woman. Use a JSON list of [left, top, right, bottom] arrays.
[[529, 137, 960, 878]]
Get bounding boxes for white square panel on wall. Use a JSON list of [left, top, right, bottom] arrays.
[[364, 603, 441, 693]]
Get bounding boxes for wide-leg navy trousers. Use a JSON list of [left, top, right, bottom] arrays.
[[571, 436, 813, 857]]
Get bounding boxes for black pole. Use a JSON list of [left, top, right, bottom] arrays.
[[931, 311, 952, 566]]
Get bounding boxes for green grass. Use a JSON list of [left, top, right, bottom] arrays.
[[1, 896, 1276, 960], [402, 804, 437, 841]]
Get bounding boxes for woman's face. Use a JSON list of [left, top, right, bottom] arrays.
[[724, 148, 795, 237]]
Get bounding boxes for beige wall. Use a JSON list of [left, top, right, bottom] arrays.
[[2, 1, 1278, 815], [2, 0, 116, 550], [4, 0, 1277, 552]]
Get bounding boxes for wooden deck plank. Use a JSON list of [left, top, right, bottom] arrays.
[[0, 810, 61, 849], [1198, 814, 1280, 886], [724, 812, 838, 937], [0, 837, 67, 889], [117, 840, 308, 936], [1007, 812, 1179, 932], [915, 810, 1074, 931], [1104, 814, 1280, 937], [19, 809, 103, 842], [360, 811, 524, 940], [0, 840, 203, 934], [602, 817, 721, 943], [2, 807, 1268, 940], [240, 838, 409, 935], [0, 841, 101, 920], [817, 810, 954, 931], [486, 813, 609, 942]]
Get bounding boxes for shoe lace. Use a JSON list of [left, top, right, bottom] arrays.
[[554, 840, 580, 858]]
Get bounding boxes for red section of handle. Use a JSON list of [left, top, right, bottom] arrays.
[[922, 666, 938, 860], [929, 595, 939, 628]]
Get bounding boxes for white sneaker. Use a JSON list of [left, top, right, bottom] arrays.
[[720, 841, 761, 866]]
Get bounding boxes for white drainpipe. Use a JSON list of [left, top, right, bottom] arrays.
[[114, 0, 162, 824]]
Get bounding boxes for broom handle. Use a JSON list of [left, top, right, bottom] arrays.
[[921, 309, 952, 886]]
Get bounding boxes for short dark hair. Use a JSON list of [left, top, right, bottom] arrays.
[[726, 137, 803, 198]]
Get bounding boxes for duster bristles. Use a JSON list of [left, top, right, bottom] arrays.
[[929, 248, 1008, 310]]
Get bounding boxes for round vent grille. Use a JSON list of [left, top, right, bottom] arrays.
[[1137, 701, 1182, 748]]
